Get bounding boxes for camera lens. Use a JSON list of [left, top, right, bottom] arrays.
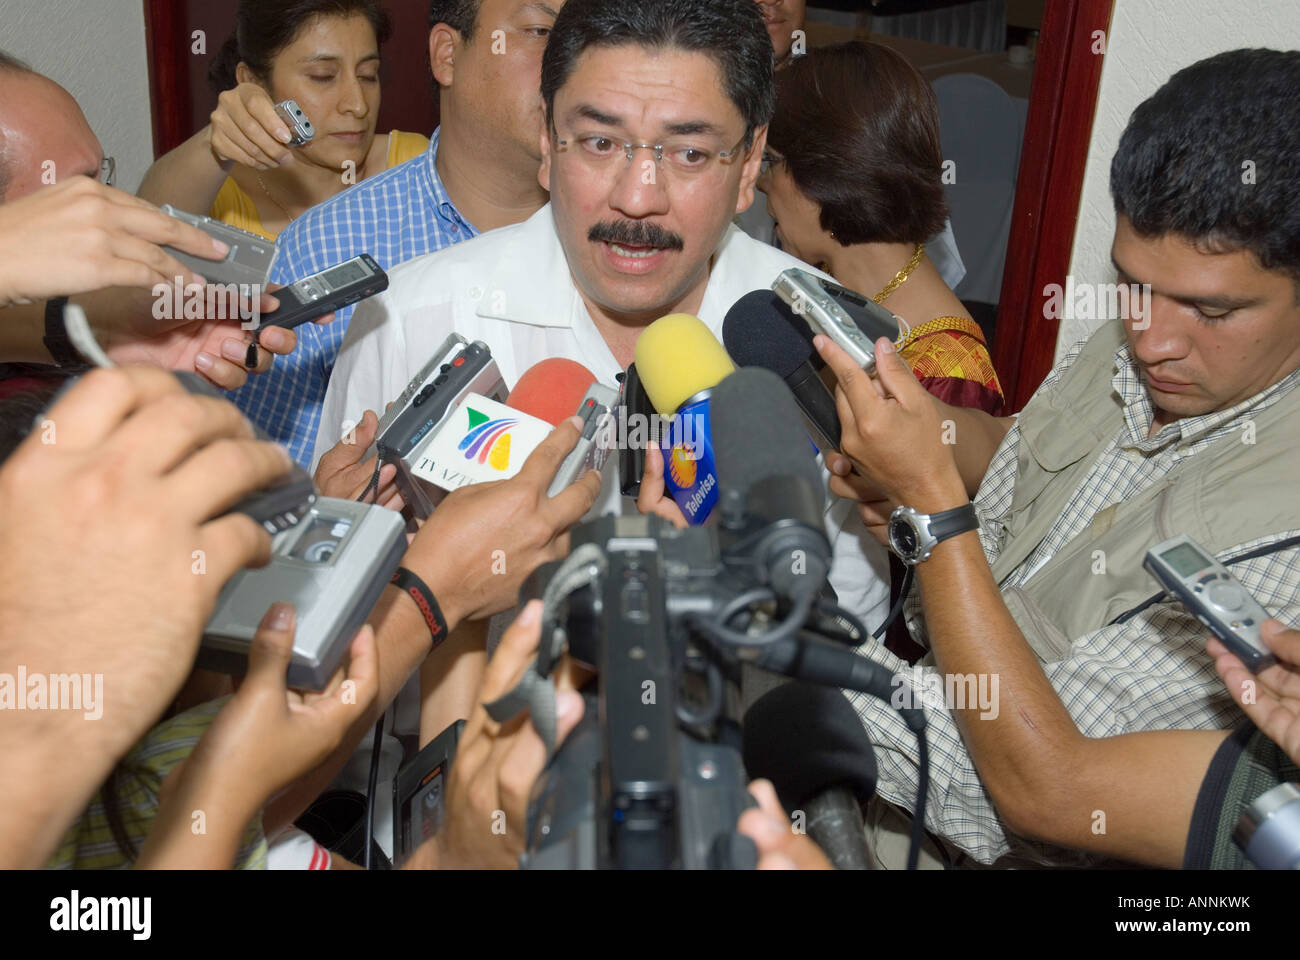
[[302, 538, 339, 564]]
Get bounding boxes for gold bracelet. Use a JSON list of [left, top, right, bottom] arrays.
[[872, 242, 926, 304]]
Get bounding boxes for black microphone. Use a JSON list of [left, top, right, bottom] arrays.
[[742, 682, 877, 870], [723, 290, 841, 452], [711, 367, 831, 601]]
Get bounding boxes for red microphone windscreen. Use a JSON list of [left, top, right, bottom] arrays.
[[506, 358, 598, 426]]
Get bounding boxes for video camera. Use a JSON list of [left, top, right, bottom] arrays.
[[507, 368, 919, 869]]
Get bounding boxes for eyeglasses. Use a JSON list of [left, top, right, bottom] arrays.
[[98, 157, 116, 188], [555, 127, 752, 180], [759, 151, 785, 177]]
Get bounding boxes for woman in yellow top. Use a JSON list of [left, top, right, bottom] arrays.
[[138, 0, 428, 241]]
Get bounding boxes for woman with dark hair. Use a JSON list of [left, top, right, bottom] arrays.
[[139, 0, 427, 240], [757, 41, 1004, 415]]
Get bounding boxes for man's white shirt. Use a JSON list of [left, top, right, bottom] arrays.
[[316, 202, 890, 626]]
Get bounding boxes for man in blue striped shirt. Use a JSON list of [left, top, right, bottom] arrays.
[[231, 0, 562, 466]]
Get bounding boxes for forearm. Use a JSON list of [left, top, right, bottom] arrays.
[[420, 619, 488, 747], [0, 720, 125, 867], [931, 400, 1012, 497], [136, 764, 261, 869], [136, 126, 232, 216], [915, 521, 1225, 866]]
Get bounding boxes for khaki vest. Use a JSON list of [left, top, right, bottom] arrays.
[[988, 323, 1300, 662]]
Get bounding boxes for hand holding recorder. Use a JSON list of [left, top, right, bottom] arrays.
[[404, 600, 587, 870], [0, 366, 295, 866], [0, 177, 229, 308], [138, 603, 378, 869], [209, 83, 307, 171], [1212, 620, 1300, 766]]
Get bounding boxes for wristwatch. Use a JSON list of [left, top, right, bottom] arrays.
[[888, 502, 979, 566]]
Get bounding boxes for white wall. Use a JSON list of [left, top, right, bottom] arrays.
[[1059, 0, 1300, 357], [0, 0, 154, 192]]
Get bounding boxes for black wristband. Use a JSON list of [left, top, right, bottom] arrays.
[[43, 297, 80, 367], [390, 566, 448, 649]]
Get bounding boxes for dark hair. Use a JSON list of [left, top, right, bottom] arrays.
[[428, 0, 481, 41], [208, 0, 393, 94], [541, 0, 774, 147], [1111, 48, 1300, 288], [767, 41, 948, 247]]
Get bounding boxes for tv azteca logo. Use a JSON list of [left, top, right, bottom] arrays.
[[457, 407, 517, 471]]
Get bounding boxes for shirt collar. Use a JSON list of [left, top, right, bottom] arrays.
[[474, 204, 576, 328], [1111, 342, 1300, 450], [422, 127, 476, 236]]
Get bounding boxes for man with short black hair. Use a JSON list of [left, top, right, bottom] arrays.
[[820, 47, 1300, 869]]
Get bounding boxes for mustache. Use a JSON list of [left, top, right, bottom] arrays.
[[588, 220, 685, 251]]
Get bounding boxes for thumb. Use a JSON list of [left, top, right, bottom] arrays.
[[553, 688, 585, 749], [871, 337, 918, 400], [243, 602, 297, 690]]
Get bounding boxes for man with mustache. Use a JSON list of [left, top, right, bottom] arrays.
[[316, 0, 892, 626]]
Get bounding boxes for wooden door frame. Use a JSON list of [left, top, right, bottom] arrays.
[[143, 0, 193, 157], [993, 0, 1116, 412]]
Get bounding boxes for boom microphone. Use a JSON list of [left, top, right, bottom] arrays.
[[711, 367, 830, 600], [742, 682, 877, 870], [633, 314, 734, 524], [722, 290, 842, 452]]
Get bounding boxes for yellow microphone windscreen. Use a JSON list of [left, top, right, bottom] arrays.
[[634, 313, 736, 413]]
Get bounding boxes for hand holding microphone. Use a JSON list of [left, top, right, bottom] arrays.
[[400, 417, 603, 624], [314, 409, 404, 510], [632, 313, 734, 525]]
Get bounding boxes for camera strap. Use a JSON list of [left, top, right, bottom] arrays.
[[483, 543, 608, 757], [1108, 533, 1300, 626]]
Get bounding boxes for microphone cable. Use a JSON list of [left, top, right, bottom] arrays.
[[872, 565, 914, 640]]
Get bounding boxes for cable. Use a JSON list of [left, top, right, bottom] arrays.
[[814, 597, 869, 646], [908, 727, 930, 871], [358, 442, 386, 505], [1110, 533, 1300, 626], [362, 710, 384, 870], [674, 658, 725, 728], [689, 590, 815, 652], [872, 565, 914, 640]]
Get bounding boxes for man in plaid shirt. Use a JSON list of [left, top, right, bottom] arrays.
[[816, 49, 1300, 867]]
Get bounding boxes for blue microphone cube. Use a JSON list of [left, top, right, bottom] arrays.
[[659, 397, 719, 524]]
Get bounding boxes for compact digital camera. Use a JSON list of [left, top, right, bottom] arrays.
[[200, 496, 407, 689]]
